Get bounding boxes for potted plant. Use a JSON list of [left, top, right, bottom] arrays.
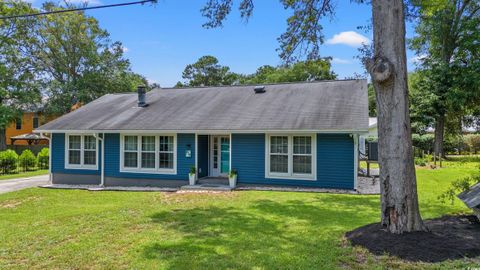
[[189, 166, 196, 185], [228, 169, 238, 188]]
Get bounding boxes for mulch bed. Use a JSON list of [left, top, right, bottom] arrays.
[[346, 215, 480, 263]]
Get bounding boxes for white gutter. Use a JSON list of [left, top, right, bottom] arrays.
[[34, 129, 370, 134], [94, 133, 105, 187]]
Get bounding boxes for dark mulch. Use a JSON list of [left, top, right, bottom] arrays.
[[346, 215, 480, 263]]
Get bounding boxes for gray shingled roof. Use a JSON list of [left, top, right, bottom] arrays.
[[36, 80, 368, 132]]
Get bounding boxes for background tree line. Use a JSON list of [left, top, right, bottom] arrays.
[[175, 55, 337, 87], [0, 1, 147, 150]]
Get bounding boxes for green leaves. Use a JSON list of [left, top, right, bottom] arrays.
[[240, 58, 336, 84], [179, 56, 336, 87], [181, 55, 238, 87]]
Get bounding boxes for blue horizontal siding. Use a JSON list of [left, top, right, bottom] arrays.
[[51, 133, 100, 175], [231, 133, 354, 189], [51, 132, 353, 189], [104, 133, 194, 181]]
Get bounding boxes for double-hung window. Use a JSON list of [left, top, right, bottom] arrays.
[[266, 134, 316, 180], [65, 134, 98, 169], [121, 134, 176, 174]]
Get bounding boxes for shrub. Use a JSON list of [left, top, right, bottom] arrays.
[[412, 133, 434, 153], [414, 157, 427, 167], [37, 148, 49, 169], [465, 134, 480, 154], [0, 150, 19, 174], [19, 149, 37, 171]]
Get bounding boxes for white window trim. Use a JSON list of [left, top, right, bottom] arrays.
[[265, 134, 317, 181], [119, 134, 177, 175], [65, 134, 99, 170]]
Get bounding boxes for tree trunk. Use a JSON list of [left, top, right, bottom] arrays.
[[434, 114, 445, 158], [369, 0, 426, 233], [0, 129, 6, 151]]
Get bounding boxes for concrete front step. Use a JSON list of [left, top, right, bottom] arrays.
[[180, 184, 233, 191]]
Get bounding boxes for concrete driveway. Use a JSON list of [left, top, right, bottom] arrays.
[[0, 174, 50, 194]]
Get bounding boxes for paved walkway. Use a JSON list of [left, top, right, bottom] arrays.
[[0, 174, 50, 194]]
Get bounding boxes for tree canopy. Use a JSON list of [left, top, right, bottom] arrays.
[[0, 1, 146, 149], [409, 0, 480, 155], [177, 56, 336, 87], [0, 1, 41, 149], [177, 55, 238, 87]]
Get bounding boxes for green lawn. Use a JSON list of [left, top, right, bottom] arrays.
[[0, 170, 49, 180], [0, 162, 478, 269]]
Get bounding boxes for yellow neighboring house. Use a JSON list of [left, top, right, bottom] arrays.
[[5, 111, 53, 145]]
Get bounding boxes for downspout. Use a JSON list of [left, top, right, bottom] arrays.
[[353, 134, 359, 191], [40, 132, 52, 184], [94, 133, 105, 187]]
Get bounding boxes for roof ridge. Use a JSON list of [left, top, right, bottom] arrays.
[[158, 79, 365, 91]]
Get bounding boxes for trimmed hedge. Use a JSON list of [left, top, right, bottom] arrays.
[[0, 150, 19, 174]]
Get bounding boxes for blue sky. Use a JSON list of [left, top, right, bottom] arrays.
[[28, 0, 419, 87]]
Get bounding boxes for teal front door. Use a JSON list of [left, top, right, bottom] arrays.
[[211, 135, 230, 177]]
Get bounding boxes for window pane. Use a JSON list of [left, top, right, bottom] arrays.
[[33, 117, 39, 129], [159, 136, 173, 152], [142, 136, 155, 151], [270, 136, 288, 154], [69, 136, 81, 150], [270, 155, 288, 173], [69, 150, 81, 164], [84, 150, 96, 165], [293, 136, 311, 154], [124, 136, 138, 151], [293, 155, 312, 174], [141, 153, 155, 168], [159, 152, 174, 169], [84, 136, 96, 150], [124, 152, 138, 168]]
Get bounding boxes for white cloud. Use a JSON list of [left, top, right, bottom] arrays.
[[409, 54, 427, 64], [331, 57, 351, 64], [326, 31, 370, 47]]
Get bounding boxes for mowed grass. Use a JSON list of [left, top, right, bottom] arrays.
[[0, 170, 48, 180], [0, 162, 478, 269]]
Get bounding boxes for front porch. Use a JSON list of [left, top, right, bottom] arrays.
[[181, 177, 232, 191]]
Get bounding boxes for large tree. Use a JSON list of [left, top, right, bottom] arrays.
[[26, 2, 146, 114], [410, 0, 480, 157], [201, 0, 425, 233], [0, 1, 41, 150], [178, 55, 238, 87]]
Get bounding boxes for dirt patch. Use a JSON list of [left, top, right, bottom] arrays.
[[346, 215, 480, 263]]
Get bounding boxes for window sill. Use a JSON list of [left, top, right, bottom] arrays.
[[266, 173, 316, 181], [65, 164, 98, 170], [120, 168, 177, 175]]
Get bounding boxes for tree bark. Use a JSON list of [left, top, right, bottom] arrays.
[[434, 114, 445, 158], [0, 129, 6, 151], [369, 0, 426, 233]]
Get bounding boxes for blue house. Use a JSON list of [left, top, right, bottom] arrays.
[[36, 80, 368, 190]]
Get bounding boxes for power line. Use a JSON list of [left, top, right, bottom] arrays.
[[0, 0, 157, 20]]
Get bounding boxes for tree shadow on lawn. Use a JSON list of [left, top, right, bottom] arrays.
[[143, 195, 382, 269]]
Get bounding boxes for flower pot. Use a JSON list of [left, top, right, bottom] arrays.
[[189, 173, 196, 185], [228, 175, 237, 188]]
